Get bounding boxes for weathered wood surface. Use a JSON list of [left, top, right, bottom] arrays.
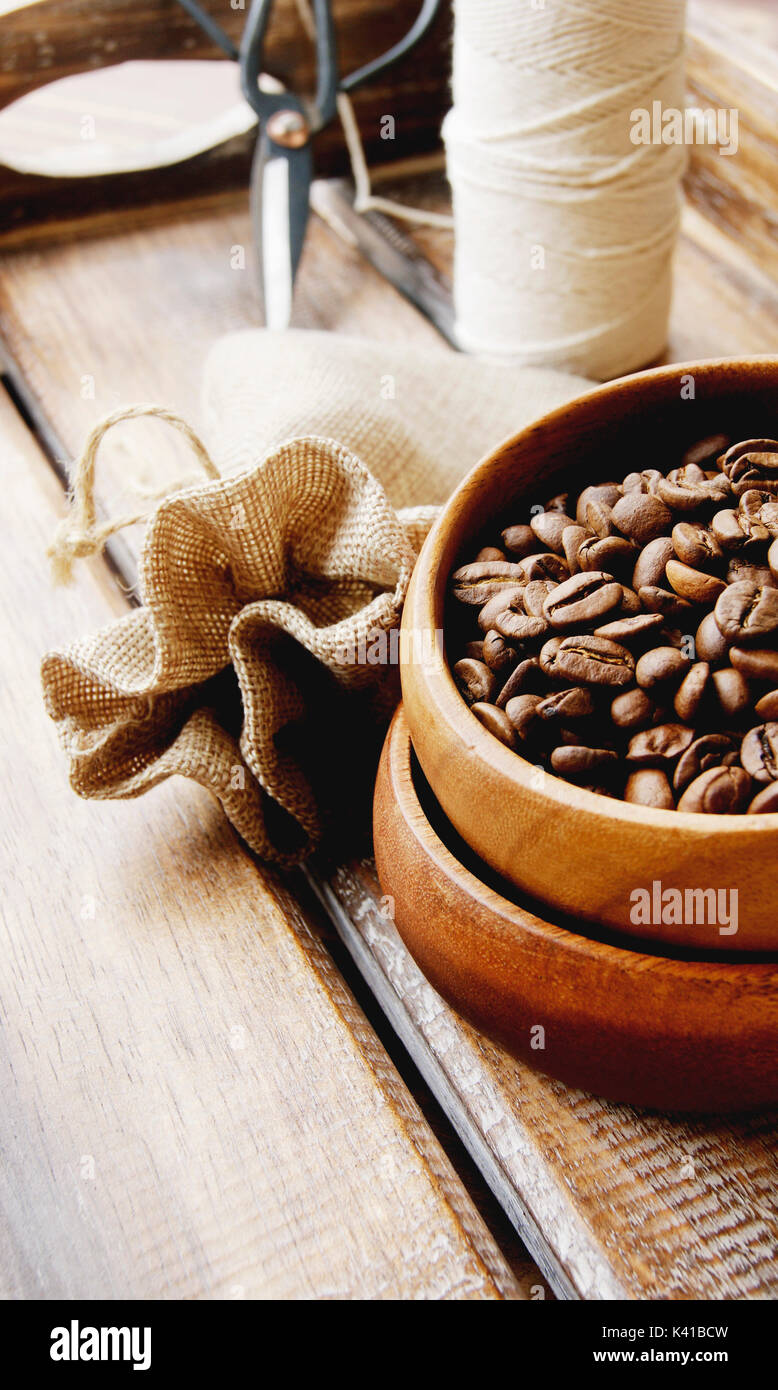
[[0, 386, 533, 1300], [2, 164, 778, 1296], [0, 0, 451, 230]]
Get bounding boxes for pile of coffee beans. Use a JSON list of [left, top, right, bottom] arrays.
[[448, 435, 778, 813]]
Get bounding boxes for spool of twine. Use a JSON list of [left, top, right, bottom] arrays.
[[443, 0, 688, 379]]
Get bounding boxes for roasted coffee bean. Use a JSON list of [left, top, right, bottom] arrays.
[[624, 768, 675, 809], [665, 559, 726, 605], [593, 612, 665, 644], [747, 782, 778, 814], [543, 571, 623, 629], [632, 536, 675, 591], [550, 745, 618, 777], [627, 723, 695, 765], [635, 646, 689, 690], [681, 434, 730, 469], [475, 546, 506, 562], [585, 498, 615, 538], [637, 585, 694, 620], [621, 471, 644, 493], [714, 580, 778, 643], [677, 765, 752, 813], [711, 667, 751, 718], [673, 734, 738, 792], [740, 722, 778, 783], [505, 693, 543, 734], [538, 636, 564, 677], [477, 585, 526, 633], [463, 640, 485, 661], [524, 579, 559, 617], [618, 586, 642, 615], [755, 689, 778, 720], [711, 509, 751, 549], [562, 524, 588, 574], [470, 702, 516, 748], [611, 687, 658, 730], [721, 438, 778, 475], [530, 510, 575, 553], [770, 536, 778, 582], [517, 552, 570, 584], [501, 524, 536, 558], [535, 686, 595, 721], [611, 491, 672, 545], [553, 635, 635, 686], [726, 557, 775, 588], [482, 629, 517, 673], [758, 501, 778, 538], [577, 535, 635, 575], [545, 492, 570, 513], [495, 657, 544, 708], [451, 561, 527, 605], [494, 599, 548, 643], [576, 483, 621, 527], [453, 658, 497, 705], [696, 610, 730, 663], [674, 661, 711, 722], [729, 645, 778, 682], [656, 475, 729, 512], [671, 522, 723, 569]]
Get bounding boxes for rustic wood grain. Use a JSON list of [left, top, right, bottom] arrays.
[[2, 164, 778, 1297], [0, 386, 528, 1300]]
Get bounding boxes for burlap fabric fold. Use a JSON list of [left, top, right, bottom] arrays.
[[42, 330, 590, 864]]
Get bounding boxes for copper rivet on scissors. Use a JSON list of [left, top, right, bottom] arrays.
[[266, 109, 310, 148]]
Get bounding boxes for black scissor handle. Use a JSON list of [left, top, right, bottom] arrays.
[[240, 0, 338, 130], [340, 0, 441, 96]]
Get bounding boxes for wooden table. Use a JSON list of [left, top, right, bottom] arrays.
[[1, 0, 778, 1301]]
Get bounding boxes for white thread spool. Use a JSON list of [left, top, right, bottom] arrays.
[[443, 0, 688, 379]]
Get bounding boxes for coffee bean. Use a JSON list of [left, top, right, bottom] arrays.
[[494, 599, 548, 643], [530, 510, 575, 553], [463, 640, 484, 661], [585, 498, 615, 538], [575, 483, 621, 526], [618, 586, 642, 615], [755, 689, 778, 720], [611, 491, 673, 545], [711, 666, 751, 718], [495, 657, 544, 708], [673, 734, 738, 792], [635, 646, 689, 690], [627, 723, 695, 765], [673, 661, 711, 722], [770, 537, 778, 582], [453, 658, 496, 705], [524, 579, 559, 617], [471, 702, 516, 749], [505, 693, 543, 734], [543, 571, 623, 629], [695, 610, 730, 663], [451, 561, 527, 605], [593, 612, 665, 644], [475, 546, 506, 562], [711, 509, 750, 549], [632, 537, 675, 591], [677, 765, 752, 813], [535, 686, 595, 721], [611, 688, 658, 730], [482, 629, 517, 673], [553, 635, 635, 686], [729, 645, 778, 682], [550, 745, 618, 777], [538, 637, 564, 677], [577, 535, 635, 575], [726, 557, 775, 588], [665, 559, 726, 605], [517, 552, 570, 583], [681, 434, 730, 469], [477, 585, 526, 633], [637, 585, 694, 620], [621, 471, 644, 492], [562, 524, 588, 574], [545, 492, 570, 513], [741, 723, 778, 782], [656, 476, 729, 512], [721, 438, 778, 474], [714, 580, 778, 643], [747, 782, 778, 813], [671, 522, 723, 569], [501, 524, 536, 558], [624, 768, 675, 808]]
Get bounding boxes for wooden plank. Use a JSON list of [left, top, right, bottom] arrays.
[[0, 386, 527, 1300], [3, 176, 778, 1298]]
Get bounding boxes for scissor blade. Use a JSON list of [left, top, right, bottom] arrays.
[[251, 132, 312, 330]]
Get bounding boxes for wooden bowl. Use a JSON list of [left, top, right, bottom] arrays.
[[375, 708, 778, 1111], [401, 357, 778, 953]]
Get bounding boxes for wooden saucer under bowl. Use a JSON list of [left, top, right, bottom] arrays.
[[374, 707, 778, 1112]]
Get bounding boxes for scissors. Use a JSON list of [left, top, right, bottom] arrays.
[[178, 0, 441, 327]]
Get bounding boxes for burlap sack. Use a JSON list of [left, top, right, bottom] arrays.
[[42, 330, 590, 864]]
